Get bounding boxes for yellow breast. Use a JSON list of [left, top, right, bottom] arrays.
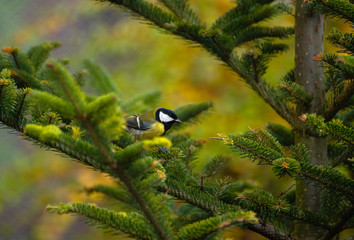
[[138, 122, 165, 140]]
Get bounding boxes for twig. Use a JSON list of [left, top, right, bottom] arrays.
[[247, 222, 296, 240], [278, 183, 296, 199]]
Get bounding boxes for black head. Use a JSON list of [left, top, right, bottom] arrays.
[[155, 108, 182, 133]]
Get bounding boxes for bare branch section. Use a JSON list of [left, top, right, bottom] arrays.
[[247, 223, 296, 240]]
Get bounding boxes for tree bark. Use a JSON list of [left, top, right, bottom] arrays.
[[294, 1, 329, 239]]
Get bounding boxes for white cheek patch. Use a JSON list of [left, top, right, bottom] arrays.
[[159, 111, 174, 123]]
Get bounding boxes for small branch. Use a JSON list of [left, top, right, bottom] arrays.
[[238, 194, 330, 230], [15, 90, 29, 128], [251, 57, 260, 83], [249, 75, 297, 128], [161, 182, 297, 240], [82, 120, 171, 240], [247, 222, 296, 240], [160, 182, 236, 214], [11, 51, 21, 70], [331, 149, 351, 167], [299, 169, 354, 200], [321, 206, 354, 240], [278, 182, 296, 199], [322, 81, 354, 121]]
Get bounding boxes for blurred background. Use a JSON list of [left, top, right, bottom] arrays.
[[0, 0, 348, 239]]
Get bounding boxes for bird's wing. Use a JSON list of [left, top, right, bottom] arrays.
[[126, 112, 155, 130]]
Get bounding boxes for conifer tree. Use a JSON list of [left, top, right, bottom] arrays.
[[0, 0, 353, 240]]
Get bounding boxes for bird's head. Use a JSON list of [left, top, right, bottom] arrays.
[[155, 108, 182, 132]]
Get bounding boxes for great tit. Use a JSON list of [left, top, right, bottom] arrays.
[[126, 108, 182, 140]]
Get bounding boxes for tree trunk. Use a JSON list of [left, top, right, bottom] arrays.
[[294, 1, 329, 239]]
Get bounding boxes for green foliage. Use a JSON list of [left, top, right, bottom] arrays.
[[299, 162, 354, 200], [279, 79, 312, 106], [1, 0, 354, 238], [0, 43, 224, 240], [0, 70, 17, 118], [173, 101, 212, 129], [211, 3, 280, 33], [176, 211, 256, 240], [162, 178, 249, 217], [215, 128, 285, 165], [322, 54, 354, 84], [47, 202, 157, 240], [24, 124, 62, 142], [272, 158, 300, 178], [84, 184, 135, 208], [236, 189, 330, 230], [311, 0, 354, 23], [266, 123, 294, 146], [157, 0, 202, 26], [27, 42, 61, 71], [121, 90, 162, 115], [84, 58, 120, 96], [203, 155, 230, 178], [327, 29, 354, 54], [290, 143, 311, 163], [305, 114, 354, 145]]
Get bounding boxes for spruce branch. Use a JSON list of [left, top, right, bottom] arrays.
[[84, 58, 120, 96], [27, 42, 61, 71], [311, 0, 354, 23], [157, 0, 203, 26], [1, 47, 44, 90], [232, 26, 294, 47], [228, 55, 296, 127], [236, 190, 330, 229], [160, 180, 238, 215], [322, 81, 354, 121], [299, 162, 354, 200], [97, 0, 178, 29], [46, 202, 157, 239], [266, 123, 294, 146], [212, 4, 281, 33], [276, 2, 294, 17], [172, 101, 213, 131], [305, 115, 354, 145], [322, 54, 354, 81], [36, 61, 173, 240], [279, 81, 313, 106], [246, 223, 296, 240], [176, 211, 256, 240], [211, 133, 284, 165], [160, 181, 295, 240], [83, 185, 134, 206], [321, 206, 354, 240], [326, 29, 354, 54], [15, 88, 30, 127], [326, 120, 354, 145]]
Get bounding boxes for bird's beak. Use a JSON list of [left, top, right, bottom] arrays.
[[175, 119, 182, 123]]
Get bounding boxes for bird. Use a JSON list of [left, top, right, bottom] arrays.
[[125, 108, 182, 140]]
